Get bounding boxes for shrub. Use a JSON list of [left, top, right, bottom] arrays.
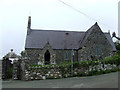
[[102, 54, 120, 65], [77, 72, 86, 76], [111, 68, 120, 72]]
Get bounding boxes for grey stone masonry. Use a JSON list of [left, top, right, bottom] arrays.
[[26, 49, 42, 65], [2, 58, 12, 79], [20, 58, 30, 80], [12, 59, 22, 80], [26, 49, 78, 65], [12, 58, 30, 80], [78, 25, 113, 61], [12, 62, 119, 81], [26, 42, 56, 65], [12, 60, 19, 80]]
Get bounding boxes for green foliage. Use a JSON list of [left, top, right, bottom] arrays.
[[88, 70, 98, 76], [58, 60, 71, 66], [73, 62, 80, 68], [114, 42, 120, 50], [30, 64, 59, 69], [20, 50, 26, 58], [102, 54, 120, 65], [87, 67, 119, 76], [46, 76, 55, 79], [114, 42, 120, 54], [46, 76, 61, 79], [77, 72, 86, 77], [110, 67, 120, 72], [117, 50, 120, 54]]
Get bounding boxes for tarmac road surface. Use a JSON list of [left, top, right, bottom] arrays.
[[2, 72, 119, 88]]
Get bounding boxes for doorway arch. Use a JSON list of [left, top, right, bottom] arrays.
[[44, 50, 50, 65]]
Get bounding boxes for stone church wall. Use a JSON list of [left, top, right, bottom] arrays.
[[26, 49, 42, 65], [55, 50, 78, 64], [26, 49, 78, 65], [78, 29, 113, 61]]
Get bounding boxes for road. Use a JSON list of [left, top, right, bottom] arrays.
[[2, 72, 119, 88]]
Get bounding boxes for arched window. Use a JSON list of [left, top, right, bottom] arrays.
[[95, 46, 101, 56], [44, 50, 50, 65]]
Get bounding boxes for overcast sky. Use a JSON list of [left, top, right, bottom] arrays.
[[0, 0, 119, 59]]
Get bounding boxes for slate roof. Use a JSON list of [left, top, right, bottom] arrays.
[[25, 23, 116, 51], [105, 33, 116, 51]]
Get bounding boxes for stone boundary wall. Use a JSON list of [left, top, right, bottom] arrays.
[[12, 59, 30, 80], [27, 66, 62, 80], [12, 59, 119, 81], [2, 58, 12, 79], [27, 64, 118, 80]]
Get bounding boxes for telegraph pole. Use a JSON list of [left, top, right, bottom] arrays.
[[71, 49, 74, 76]]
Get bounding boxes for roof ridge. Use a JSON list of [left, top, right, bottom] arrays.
[[31, 29, 86, 33]]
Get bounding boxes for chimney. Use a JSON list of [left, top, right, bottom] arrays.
[[27, 16, 31, 35], [65, 32, 69, 49]]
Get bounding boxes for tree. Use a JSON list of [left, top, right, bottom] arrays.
[[20, 50, 26, 58], [114, 41, 120, 54], [112, 32, 120, 40]]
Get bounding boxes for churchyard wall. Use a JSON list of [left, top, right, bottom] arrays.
[[2, 58, 12, 79], [12, 54, 120, 81]]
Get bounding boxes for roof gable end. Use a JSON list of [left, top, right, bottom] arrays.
[[80, 22, 101, 47]]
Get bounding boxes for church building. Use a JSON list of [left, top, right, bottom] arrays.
[[25, 16, 116, 65]]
